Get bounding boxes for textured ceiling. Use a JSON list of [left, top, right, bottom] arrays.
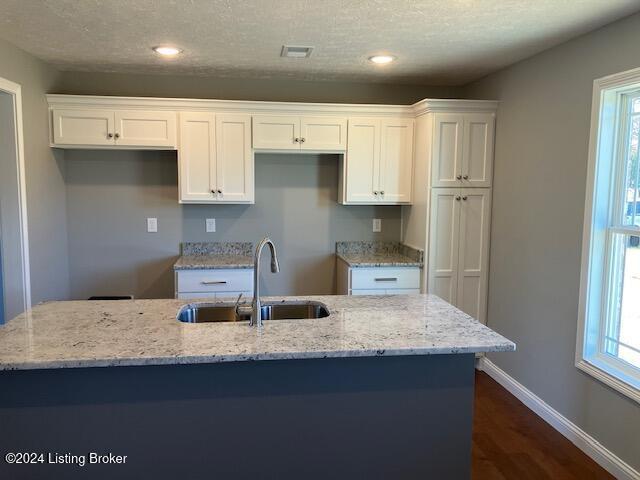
[[1, 0, 639, 85]]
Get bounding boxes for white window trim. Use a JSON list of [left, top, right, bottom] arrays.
[[577, 66, 640, 404]]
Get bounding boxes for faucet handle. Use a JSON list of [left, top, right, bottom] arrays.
[[234, 292, 243, 307]]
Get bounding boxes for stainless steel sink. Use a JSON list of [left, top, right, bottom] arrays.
[[177, 301, 330, 323]]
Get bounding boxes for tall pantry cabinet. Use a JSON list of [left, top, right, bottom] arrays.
[[402, 103, 497, 324]]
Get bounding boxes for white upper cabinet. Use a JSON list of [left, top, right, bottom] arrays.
[[431, 113, 464, 188], [179, 112, 253, 204], [252, 115, 347, 151], [51, 108, 176, 148], [300, 116, 347, 151], [113, 110, 176, 148], [215, 114, 253, 203], [343, 117, 380, 203], [462, 113, 494, 187], [428, 187, 491, 323], [52, 109, 115, 146], [431, 112, 494, 188], [179, 112, 217, 202], [379, 118, 414, 203], [341, 117, 414, 204], [252, 115, 300, 150]]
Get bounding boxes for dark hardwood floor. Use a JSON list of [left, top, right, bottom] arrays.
[[472, 371, 613, 480]]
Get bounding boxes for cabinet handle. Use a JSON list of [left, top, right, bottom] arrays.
[[456, 175, 462, 180], [114, 133, 120, 139], [380, 191, 385, 195], [294, 137, 300, 143], [455, 196, 461, 201], [373, 191, 379, 195], [462, 196, 468, 201], [300, 137, 306, 143], [107, 133, 113, 139], [217, 189, 222, 194], [375, 277, 398, 282], [462, 175, 469, 180], [201, 280, 228, 285], [211, 189, 216, 195]]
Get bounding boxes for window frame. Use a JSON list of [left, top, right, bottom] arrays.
[[577, 66, 640, 404]]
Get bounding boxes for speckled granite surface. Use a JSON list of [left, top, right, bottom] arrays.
[[174, 242, 254, 270], [336, 241, 424, 268], [0, 295, 514, 370]]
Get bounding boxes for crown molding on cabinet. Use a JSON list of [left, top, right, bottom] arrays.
[[46, 95, 498, 118]]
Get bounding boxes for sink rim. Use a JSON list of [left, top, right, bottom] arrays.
[[176, 300, 331, 323]]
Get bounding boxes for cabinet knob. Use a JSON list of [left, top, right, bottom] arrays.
[[380, 191, 385, 195], [456, 175, 462, 180], [373, 191, 379, 195], [217, 189, 222, 194], [107, 133, 113, 139], [455, 196, 461, 201], [114, 133, 120, 139], [300, 137, 305, 143], [463, 175, 469, 180], [294, 137, 300, 143], [211, 189, 216, 195], [462, 196, 468, 201]]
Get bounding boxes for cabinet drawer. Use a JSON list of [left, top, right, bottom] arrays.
[[176, 269, 253, 293], [351, 288, 420, 295], [351, 268, 420, 290], [177, 290, 252, 300]]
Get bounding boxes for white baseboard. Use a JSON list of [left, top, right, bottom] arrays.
[[477, 357, 639, 480]]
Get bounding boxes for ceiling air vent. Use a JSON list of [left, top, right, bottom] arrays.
[[281, 45, 314, 58]]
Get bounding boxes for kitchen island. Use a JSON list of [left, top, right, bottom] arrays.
[[0, 294, 514, 479]]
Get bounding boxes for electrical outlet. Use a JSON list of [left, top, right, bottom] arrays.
[[206, 218, 216, 233], [373, 218, 382, 233], [147, 217, 158, 233]]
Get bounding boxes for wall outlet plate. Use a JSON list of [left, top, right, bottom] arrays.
[[373, 218, 382, 233], [206, 218, 216, 233], [147, 217, 158, 233]]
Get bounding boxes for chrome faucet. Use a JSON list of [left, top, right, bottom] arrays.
[[250, 237, 280, 327]]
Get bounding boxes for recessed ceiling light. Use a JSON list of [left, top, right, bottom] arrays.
[[368, 55, 396, 65], [153, 46, 182, 57]]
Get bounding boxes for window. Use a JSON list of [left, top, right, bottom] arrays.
[[578, 67, 640, 403]]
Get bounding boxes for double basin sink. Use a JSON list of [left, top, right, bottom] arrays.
[[178, 301, 330, 323]]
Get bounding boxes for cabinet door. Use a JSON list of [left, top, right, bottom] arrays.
[[52, 109, 115, 146], [344, 117, 380, 203], [457, 188, 491, 323], [428, 188, 461, 304], [462, 113, 494, 187], [379, 118, 414, 203], [252, 115, 300, 150], [431, 113, 464, 188], [114, 110, 176, 148], [300, 116, 347, 151], [215, 114, 254, 203], [178, 112, 216, 203]]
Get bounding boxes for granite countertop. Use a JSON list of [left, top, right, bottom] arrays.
[[0, 294, 514, 371], [174, 241, 254, 270], [336, 241, 424, 268]]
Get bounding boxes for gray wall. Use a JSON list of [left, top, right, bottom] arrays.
[[463, 12, 640, 470], [65, 151, 401, 299], [0, 38, 68, 305], [56, 71, 459, 105]]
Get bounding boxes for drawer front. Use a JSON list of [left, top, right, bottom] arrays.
[[177, 290, 251, 300], [351, 267, 420, 290], [351, 288, 420, 296], [176, 269, 253, 293]]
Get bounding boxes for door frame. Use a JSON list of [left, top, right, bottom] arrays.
[[0, 76, 31, 312]]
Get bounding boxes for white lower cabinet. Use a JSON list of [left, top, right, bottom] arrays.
[[175, 269, 253, 300], [337, 262, 421, 295], [428, 188, 491, 323]]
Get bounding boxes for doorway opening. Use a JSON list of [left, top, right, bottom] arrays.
[[0, 77, 30, 324]]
